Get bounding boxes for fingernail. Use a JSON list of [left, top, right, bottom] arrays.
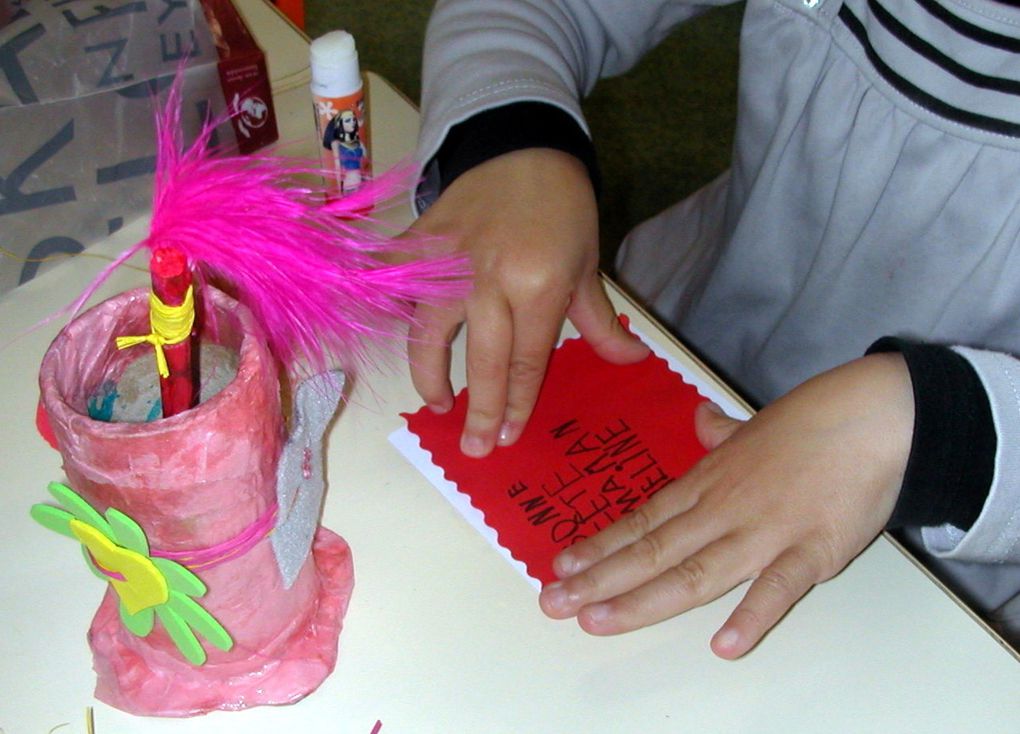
[[703, 401, 725, 415], [584, 602, 611, 624], [541, 581, 580, 614], [713, 627, 742, 654], [542, 581, 567, 612], [496, 421, 516, 446], [554, 551, 579, 577], [428, 401, 451, 415], [460, 433, 488, 458]]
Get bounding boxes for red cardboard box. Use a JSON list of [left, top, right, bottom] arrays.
[[202, 0, 279, 153]]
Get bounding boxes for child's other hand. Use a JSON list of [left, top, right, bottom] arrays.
[[405, 148, 648, 458], [539, 352, 913, 658]]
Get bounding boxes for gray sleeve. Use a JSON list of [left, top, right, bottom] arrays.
[[920, 346, 1020, 565], [415, 0, 725, 206]]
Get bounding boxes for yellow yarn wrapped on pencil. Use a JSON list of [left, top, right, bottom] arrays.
[[116, 286, 195, 378]]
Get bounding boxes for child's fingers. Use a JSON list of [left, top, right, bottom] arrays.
[[407, 301, 462, 413], [498, 298, 567, 447], [461, 293, 513, 457], [551, 475, 702, 578], [568, 273, 650, 365], [573, 536, 763, 636], [711, 545, 821, 659]]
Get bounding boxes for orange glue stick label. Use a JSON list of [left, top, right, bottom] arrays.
[[313, 88, 371, 198]]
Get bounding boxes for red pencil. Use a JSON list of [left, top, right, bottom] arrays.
[[150, 246, 196, 417]]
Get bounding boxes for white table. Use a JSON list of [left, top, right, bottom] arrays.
[[2, 1, 1018, 731]]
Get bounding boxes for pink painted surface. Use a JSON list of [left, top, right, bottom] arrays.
[[38, 287, 352, 716]]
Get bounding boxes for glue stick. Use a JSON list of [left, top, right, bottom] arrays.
[[310, 31, 371, 199]]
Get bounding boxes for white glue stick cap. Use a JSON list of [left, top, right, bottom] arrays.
[[310, 31, 362, 98]]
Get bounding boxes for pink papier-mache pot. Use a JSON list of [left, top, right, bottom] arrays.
[[37, 286, 354, 717]]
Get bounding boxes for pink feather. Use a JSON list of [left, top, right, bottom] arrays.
[[79, 73, 470, 377]]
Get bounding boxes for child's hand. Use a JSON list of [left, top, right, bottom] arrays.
[[539, 352, 914, 658], [405, 148, 648, 457]]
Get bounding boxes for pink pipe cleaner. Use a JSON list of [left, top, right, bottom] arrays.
[[75, 73, 470, 377], [150, 502, 278, 572]]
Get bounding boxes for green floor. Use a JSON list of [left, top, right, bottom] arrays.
[[304, 2, 742, 267]]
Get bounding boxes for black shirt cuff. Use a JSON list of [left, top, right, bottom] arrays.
[[430, 101, 601, 198], [867, 337, 995, 531]]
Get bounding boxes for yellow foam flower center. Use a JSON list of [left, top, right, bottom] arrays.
[[69, 519, 169, 615]]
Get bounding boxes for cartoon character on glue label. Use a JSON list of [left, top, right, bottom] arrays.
[[322, 108, 367, 194]]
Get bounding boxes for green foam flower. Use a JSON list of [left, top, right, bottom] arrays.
[[31, 482, 233, 665]]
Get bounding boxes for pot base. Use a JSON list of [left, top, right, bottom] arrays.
[[87, 528, 354, 717]]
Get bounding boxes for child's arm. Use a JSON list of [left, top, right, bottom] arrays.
[[408, 0, 718, 457]]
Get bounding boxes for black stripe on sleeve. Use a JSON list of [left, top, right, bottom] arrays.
[[867, 337, 995, 530], [431, 102, 601, 198]]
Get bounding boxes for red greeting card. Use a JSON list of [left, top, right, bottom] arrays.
[[393, 328, 740, 587]]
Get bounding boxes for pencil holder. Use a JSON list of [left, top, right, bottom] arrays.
[[37, 286, 354, 717]]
